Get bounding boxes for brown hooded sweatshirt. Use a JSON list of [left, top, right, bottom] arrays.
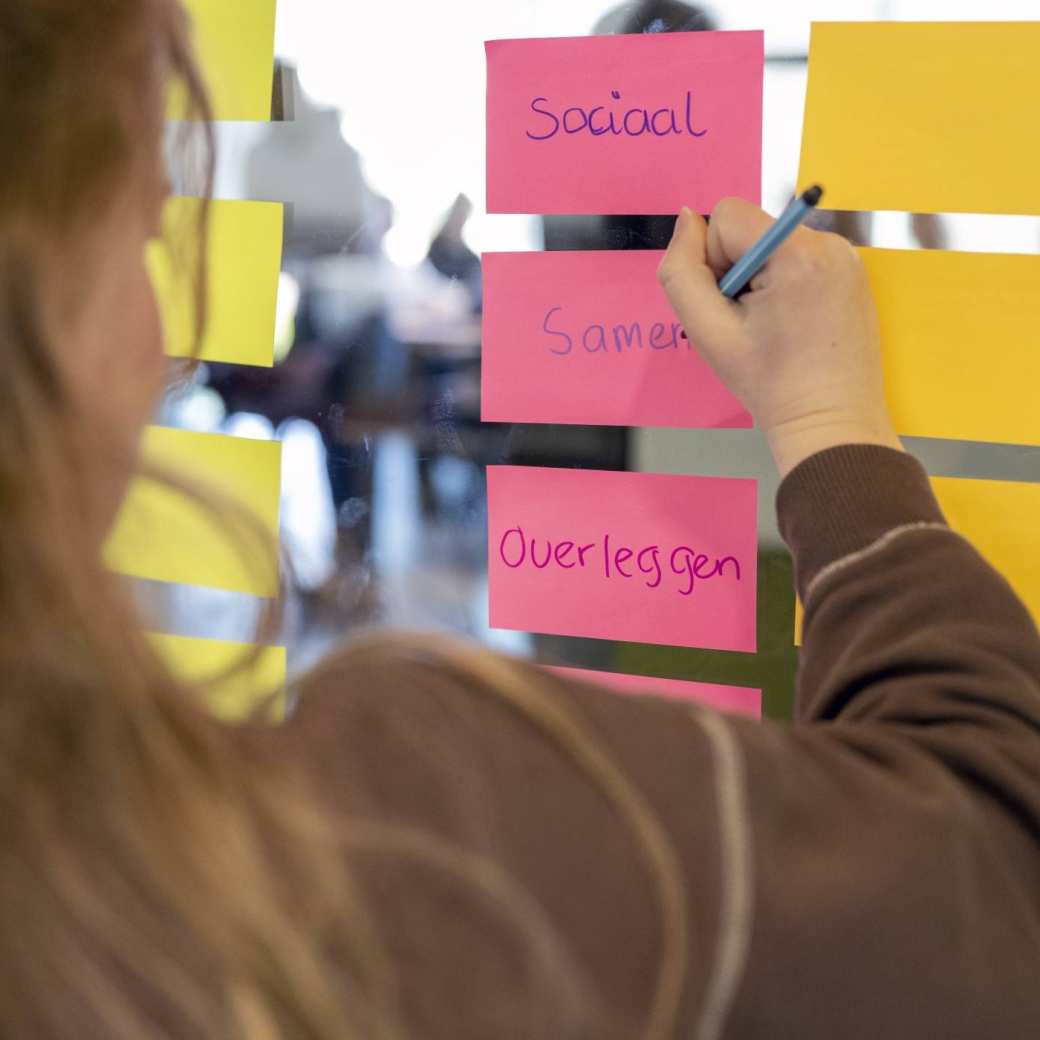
[[284, 444, 1040, 1038]]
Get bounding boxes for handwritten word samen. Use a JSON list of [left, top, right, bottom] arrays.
[[481, 251, 752, 428], [542, 306, 687, 357]]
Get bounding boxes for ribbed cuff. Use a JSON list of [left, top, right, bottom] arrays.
[[776, 445, 947, 598]]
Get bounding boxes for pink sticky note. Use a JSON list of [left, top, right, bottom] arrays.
[[481, 250, 751, 428], [488, 466, 757, 652], [486, 32, 763, 215], [549, 665, 762, 718]]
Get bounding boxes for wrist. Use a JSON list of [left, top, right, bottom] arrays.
[[765, 412, 903, 479]]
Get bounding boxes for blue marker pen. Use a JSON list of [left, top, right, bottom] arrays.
[[718, 184, 824, 298]]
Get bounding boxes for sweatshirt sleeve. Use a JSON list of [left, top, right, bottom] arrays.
[[713, 443, 1040, 1037], [780, 444, 1040, 757]]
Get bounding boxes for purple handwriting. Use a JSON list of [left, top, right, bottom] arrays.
[[543, 306, 689, 357], [498, 526, 741, 596], [526, 90, 709, 142]]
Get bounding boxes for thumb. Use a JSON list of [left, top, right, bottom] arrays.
[[657, 207, 741, 351]]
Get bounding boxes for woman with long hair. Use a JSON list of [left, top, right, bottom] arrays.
[[1, 2, 1037, 1037]]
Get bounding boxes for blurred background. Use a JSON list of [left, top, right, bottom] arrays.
[[144, 0, 1040, 720]]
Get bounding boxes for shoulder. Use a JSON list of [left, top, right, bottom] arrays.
[[279, 637, 731, 1033], [284, 636, 723, 817]]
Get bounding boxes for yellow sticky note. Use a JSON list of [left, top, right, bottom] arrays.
[[151, 632, 287, 722], [794, 475, 1040, 645], [932, 476, 1040, 626], [174, 0, 278, 121], [799, 22, 1040, 215], [860, 248, 1040, 447], [107, 426, 281, 596], [149, 198, 283, 368]]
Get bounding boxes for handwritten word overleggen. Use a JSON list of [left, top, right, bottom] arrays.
[[498, 526, 741, 597]]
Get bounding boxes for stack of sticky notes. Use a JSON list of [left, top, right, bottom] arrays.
[[110, 0, 287, 719], [795, 22, 1040, 639], [483, 32, 766, 714]]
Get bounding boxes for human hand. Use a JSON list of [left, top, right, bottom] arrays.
[[658, 198, 902, 477]]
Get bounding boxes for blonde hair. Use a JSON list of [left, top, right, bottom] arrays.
[[0, 2, 689, 1036]]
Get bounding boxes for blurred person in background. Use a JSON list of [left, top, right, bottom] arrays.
[[426, 193, 482, 314], [209, 67, 409, 605], [248, 63, 374, 259]]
